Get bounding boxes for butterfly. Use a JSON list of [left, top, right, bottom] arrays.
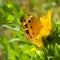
[[20, 10, 52, 48]]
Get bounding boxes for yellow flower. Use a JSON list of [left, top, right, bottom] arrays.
[[33, 34, 44, 48], [40, 9, 52, 37], [32, 9, 52, 48]]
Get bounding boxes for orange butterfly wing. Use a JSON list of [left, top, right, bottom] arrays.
[[20, 14, 42, 41]]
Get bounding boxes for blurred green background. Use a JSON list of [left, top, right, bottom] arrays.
[[0, 0, 60, 60]]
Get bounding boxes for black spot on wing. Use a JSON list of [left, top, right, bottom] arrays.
[[25, 30, 29, 34], [28, 20, 31, 23], [25, 30, 32, 39], [23, 19, 26, 22], [30, 36, 32, 38], [24, 24, 28, 28], [32, 32, 34, 35], [30, 26, 32, 28]]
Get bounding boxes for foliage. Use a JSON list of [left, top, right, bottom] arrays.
[[0, 0, 60, 60]]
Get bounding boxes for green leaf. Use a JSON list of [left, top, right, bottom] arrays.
[[54, 43, 60, 56]]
